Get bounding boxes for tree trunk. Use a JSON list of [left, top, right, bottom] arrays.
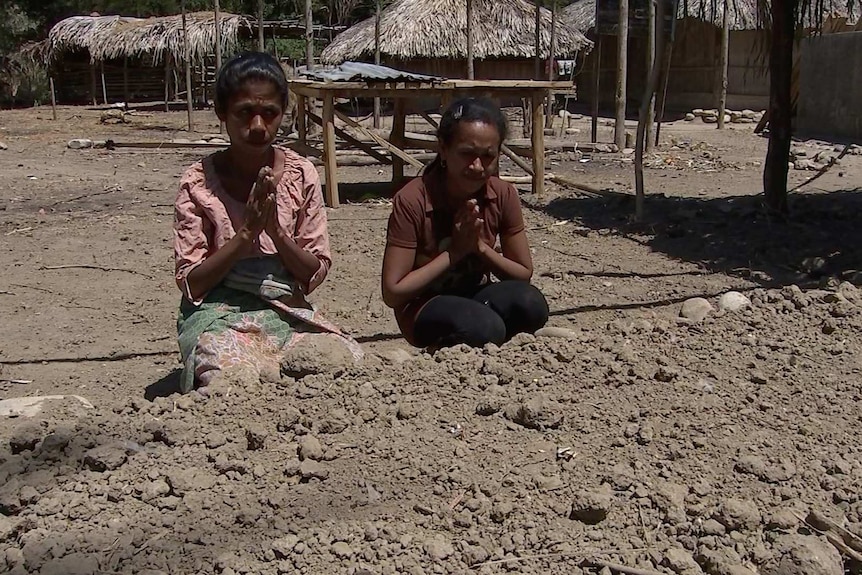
[[763, 0, 794, 213], [373, 0, 381, 128], [545, 0, 557, 129], [634, 0, 664, 221], [214, 0, 223, 133], [467, 0, 474, 79], [614, 0, 629, 148]]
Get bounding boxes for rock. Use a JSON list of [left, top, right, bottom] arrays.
[[317, 408, 351, 434], [142, 479, 170, 502], [735, 455, 797, 483], [696, 547, 753, 575], [298, 436, 324, 461], [681, 298, 714, 322], [742, 109, 757, 119], [245, 424, 268, 451], [701, 519, 726, 536], [794, 159, 818, 171], [765, 508, 800, 531], [703, 115, 718, 124], [299, 460, 328, 481], [67, 139, 93, 149], [685, 113, 696, 121], [331, 541, 353, 559], [693, 108, 705, 117], [423, 536, 454, 561], [622, 148, 635, 155], [0, 515, 19, 541], [281, 334, 356, 378], [535, 326, 578, 339], [663, 547, 704, 575], [570, 486, 612, 524], [0, 141, 7, 150], [565, 128, 580, 135], [38, 553, 100, 575], [9, 422, 42, 454], [767, 535, 843, 575], [83, 445, 128, 472], [475, 397, 502, 416], [490, 501, 514, 523], [462, 544, 490, 566], [715, 498, 762, 531], [719, 291, 751, 312], [504, 394, 564, 430]]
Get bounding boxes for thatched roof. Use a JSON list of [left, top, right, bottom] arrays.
[[320, 0, 592, 65], [562, 0, 857, 32], [47, 12, 249, 64]]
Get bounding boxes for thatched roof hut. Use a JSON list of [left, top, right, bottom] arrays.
[[320, 0, 592, 65], [562, 0, 857, 32], [47, 12, 249, 64]]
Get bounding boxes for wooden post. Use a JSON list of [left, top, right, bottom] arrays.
[[305, 0, 314, 68], [645, 0, 656, 151], [49, 77, 57, 120], [164, 56, 171, 112], [654, 35, 674, 147], [614, 0, 629, 148], [763, 0, 793, 213], [100, 62, 108, 104], [717, 0, 730, 129], [123, 58, 129, 103], [258, 0, 265, 51], [181, 0, 194, 132], [531, 92, 544, 195], [466, 0, 474, 79], [373, 0, 381, 128], [214, 0, 224, 133], [296, 94, 307, 144], [90, 64, 97, 106], [545, 0, 557, 128], [322, 93, 339, 207], [534, 0, 542, 80], [591, 36, 602, 142], [391, 98, 406, 183]]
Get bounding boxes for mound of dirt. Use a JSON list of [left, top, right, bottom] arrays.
[[1, 284, 862, 574]]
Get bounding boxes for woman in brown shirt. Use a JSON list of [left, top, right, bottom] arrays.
[[382, 97, 549, 348]]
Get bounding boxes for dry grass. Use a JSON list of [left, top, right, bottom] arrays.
[[320, 0, 592, 64], [46, 12, 249, 64]]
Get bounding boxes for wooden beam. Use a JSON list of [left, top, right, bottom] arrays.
[[305, 109, 392, 164], [258, 0, 265, 51], [531, 93, 545, 195], [373, 0, 382, 128], [391, 98, 408, 183], [215, 0, 224, 133], [419, 111, 440, 129], [305, 0, 314, 68], [534, 0, 542, 79], [123, 58, 129, 103], [645, 0, 656, 151], [49, 77, 57, 121], [335, 110, 425, 169], [322, 94, 339, 207]]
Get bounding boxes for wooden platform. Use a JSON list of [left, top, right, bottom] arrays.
[[288, 79, 575, 207]]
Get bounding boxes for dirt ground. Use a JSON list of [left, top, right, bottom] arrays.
[[1, 103, 861, 575]]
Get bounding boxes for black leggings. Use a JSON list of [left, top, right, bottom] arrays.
[[413, 281, 549, 348]]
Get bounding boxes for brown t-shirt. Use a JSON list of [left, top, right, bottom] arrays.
[[386, 169, 526, 344]]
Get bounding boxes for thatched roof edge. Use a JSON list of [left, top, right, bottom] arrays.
[[321, 0, 592, 65]]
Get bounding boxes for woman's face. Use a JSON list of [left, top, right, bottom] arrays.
[[439, 120, 501, 200], [218, 79, 284, 158]]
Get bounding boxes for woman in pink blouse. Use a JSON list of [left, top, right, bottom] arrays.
[[174, 52, 360, 393]]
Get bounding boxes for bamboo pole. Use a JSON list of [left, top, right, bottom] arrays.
[[614, 0, 629, 148], [49, 77, 57, 121], [258, 0, 265, 51], [591, 36, 601, 142], [531, 92, 545, 195], [654, 33, 674, 147], [467, 0, 475, 79], [373, 0, 381, 128], [181, 0, 194, 132], [717, 0, 730, 129], [123, 58, 129, 103]]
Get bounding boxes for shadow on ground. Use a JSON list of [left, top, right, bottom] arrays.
[[531, 187, 862, 288], [145, 369, 181, 400]]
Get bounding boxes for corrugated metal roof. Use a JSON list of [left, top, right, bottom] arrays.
[[296, 61, 442, 83]]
